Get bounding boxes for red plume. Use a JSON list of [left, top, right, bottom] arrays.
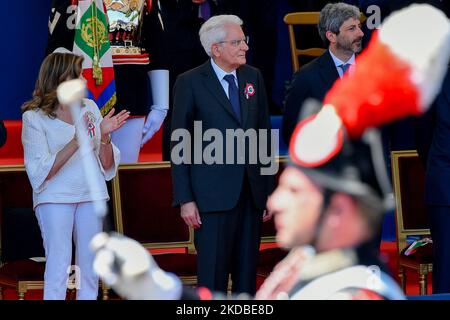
[[324, 31, 420, 138]]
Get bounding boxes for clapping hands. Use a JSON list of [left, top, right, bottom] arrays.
[[100, 108, 130, 136]]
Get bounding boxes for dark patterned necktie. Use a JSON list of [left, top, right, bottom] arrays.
[[223, 74, 241, 123], [339, 63, 351, 75]]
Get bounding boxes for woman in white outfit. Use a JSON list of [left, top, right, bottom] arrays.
[[21, 52, 129, 300]]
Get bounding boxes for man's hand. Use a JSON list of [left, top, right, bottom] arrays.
[[180, 201, 202, 229], [263, 209, 274, 222]]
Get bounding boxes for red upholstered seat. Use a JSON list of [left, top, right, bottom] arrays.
[[0, 261, 45, 285], [0, 168, 46, 300], [153, 253, 197, 277], [400, 244, 433, 265], [0, 120, 24, 165]]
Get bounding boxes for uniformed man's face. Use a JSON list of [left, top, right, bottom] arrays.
[[335, 17, 364, 53], [267, 167, 324, 249], [213, 24, 249, 72]]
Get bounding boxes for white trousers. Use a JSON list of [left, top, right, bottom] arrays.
[[35, 202, 102, 300]]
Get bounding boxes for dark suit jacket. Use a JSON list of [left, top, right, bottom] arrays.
[[171, 60, 273, 213], [282, 50, 339, 144], [419, 69, 450, 205]]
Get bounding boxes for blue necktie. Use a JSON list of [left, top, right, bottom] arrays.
[[223, 74, 241, 123], [339, 63, 351, 76]]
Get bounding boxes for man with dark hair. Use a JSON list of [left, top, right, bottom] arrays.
[[282, 2, 363, 143]]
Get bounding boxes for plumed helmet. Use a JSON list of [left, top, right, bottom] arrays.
[[288, 100, 393, 216]]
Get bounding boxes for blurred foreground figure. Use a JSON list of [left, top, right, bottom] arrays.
[[91, 128, 406, 300], [90, 4, 450, 300], [257, 126, 401, 299]]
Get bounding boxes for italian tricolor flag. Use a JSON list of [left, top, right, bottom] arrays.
[[73, 0, 116, 116]]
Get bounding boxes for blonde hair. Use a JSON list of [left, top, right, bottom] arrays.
[[21, 52, 84, 117]]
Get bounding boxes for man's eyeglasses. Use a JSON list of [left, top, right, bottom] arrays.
[[217, 36, 249, 47]]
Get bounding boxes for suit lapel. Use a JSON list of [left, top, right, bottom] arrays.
[[200, 61, 241, 124], [318, 50, 340, 90], [237, 67, 249, 127]]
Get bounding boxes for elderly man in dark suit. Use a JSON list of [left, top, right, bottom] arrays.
[[282, 2, 364, 143], [170, 15, 274, 294]]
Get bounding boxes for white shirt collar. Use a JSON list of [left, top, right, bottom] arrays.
[[328, 50, 356, 67], [210, 58, 237, 81]]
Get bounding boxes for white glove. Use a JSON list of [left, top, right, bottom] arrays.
[[141, 69, 170, 147], [90, 232, 182, 300], [141, 106, 167, 147]]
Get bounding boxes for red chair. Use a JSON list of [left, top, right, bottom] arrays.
[[0, 166, 44, 299], [391, 150, 432, 295], [0, 120, 24, 165], [0, 166, 85, 300]]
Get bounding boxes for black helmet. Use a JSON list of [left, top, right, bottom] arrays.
[[288, 100, 393, 216]]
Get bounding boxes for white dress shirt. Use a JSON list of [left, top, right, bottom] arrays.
[[210, 58, 238, 99]]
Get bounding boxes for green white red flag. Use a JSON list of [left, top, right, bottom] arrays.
[[73, 0, 116, 115]]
